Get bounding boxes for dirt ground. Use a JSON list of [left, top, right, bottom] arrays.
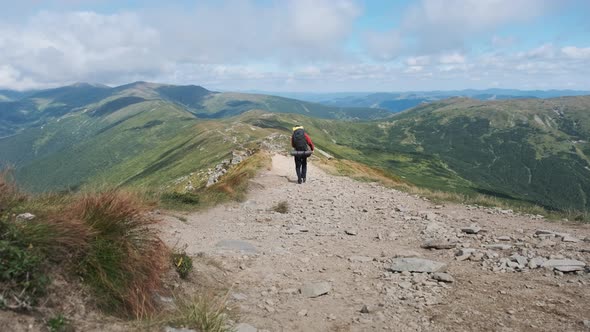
[[158, 154, 590, 332], [2, 153, 588, 332]]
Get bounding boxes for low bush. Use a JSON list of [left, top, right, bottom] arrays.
[[171, 251, 193, 279]]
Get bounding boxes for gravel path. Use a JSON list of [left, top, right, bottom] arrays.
[[161, 154, 590, 332]]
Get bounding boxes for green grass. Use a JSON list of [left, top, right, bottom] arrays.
[[159, 150, 271, 211], [171, 251, 193, 279], [164, 294, 233, 332], [47, 313, 72, 332], [0, 171, 171, 317]]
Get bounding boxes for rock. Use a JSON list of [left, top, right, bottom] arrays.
[[511, 255, 528, 267], [483, 244, 512, 250], [389, 258, 447, 273], [393, 250, 421, 258], [398, 281, 412, 289], [165, 327, 196, 332], [345, 229, 358, 236], [421, 240, 456, 250], [461, 226, 481, 234], [583, 320, 590, 328], [535, 229, 559, 236], [497, 236, 512, 241], [562, 235, 580, 243], [455, 248, 477, 256], [528, 257, 546, 269], [215, 240, 257, 254], [456, 254, 471, 261], [235, 323, 258, 332], [507, 261, 520, 269], [300, 281, 331, 298], [16, 213, 35, 221], [298, 309, 308, 317], [348, 256, 374, 262], [432, 272, 454, 283], [360, 305, 370, 314], [543, 259, 586, 272]]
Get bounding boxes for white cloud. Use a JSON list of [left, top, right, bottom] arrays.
[[0, 0, 361, 89], [364, 0, 557, 58], [439, 53, 466, 64], [364, 29, 402, 61], [406, 56, 431, 66], [562, 46, 590, 59]]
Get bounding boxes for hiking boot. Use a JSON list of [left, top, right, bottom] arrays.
[[297, 178, 302, 184], [302, 178, 306, 183]]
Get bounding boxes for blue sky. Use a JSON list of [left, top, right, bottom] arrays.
[[0, 0, 588, 91]]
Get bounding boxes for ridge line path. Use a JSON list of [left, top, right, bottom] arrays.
[[160, 154, 590, 332]]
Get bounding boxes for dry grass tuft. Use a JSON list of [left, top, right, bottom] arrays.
[[0, 168, 27, 212], [71, 190, 169, 318]]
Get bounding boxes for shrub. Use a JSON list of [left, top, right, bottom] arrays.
[[171, 251, 193, 279]]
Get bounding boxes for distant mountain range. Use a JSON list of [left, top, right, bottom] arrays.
[[264, 89, 590, 113], [1, 82, 589, 212], [0, 82, 390, 138]]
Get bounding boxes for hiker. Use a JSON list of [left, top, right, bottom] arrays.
[[291, 125, 314, 184]]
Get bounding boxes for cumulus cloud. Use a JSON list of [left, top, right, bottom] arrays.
[[0, 0, 361, 89], [562, 46, 590, 59], [365, 0, 557, 58], [0, 0, 587, 91]]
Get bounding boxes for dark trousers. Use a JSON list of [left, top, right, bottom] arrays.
[[294, 156, 307, 180]]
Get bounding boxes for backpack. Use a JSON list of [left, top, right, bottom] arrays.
[[292, 128, 308, 151]]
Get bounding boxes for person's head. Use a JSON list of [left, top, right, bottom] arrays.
[[292, 125, 304, 132]]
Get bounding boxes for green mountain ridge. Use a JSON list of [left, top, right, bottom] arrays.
[[1, 82, 589, 212]]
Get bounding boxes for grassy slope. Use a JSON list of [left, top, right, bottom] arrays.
[[1, 85, 589, 212], [240, 96, 590, 212]]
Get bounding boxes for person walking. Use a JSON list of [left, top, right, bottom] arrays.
[[291, 125, 314, 184]]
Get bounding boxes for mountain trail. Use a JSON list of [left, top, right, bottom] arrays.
[[160, 154, 590, 332]]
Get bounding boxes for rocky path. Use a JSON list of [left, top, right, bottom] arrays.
[[160, 154, 590, 332]]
